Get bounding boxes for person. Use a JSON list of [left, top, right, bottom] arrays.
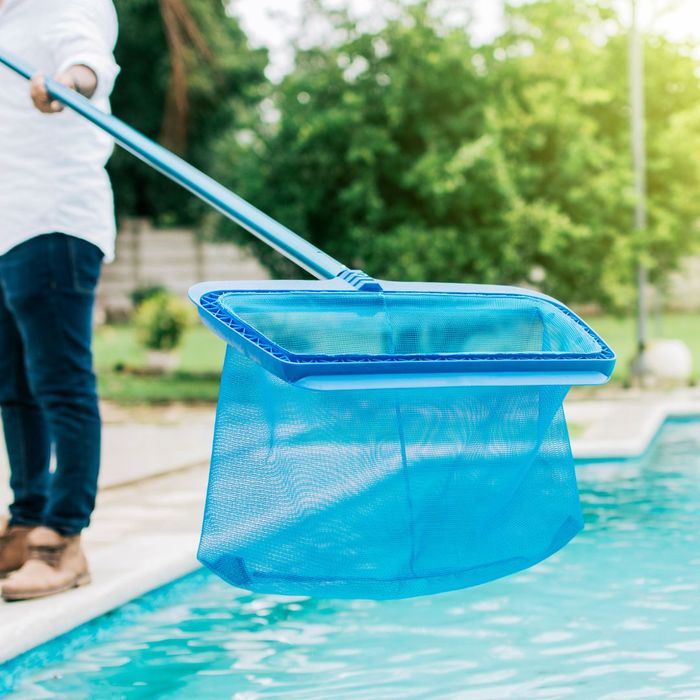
[[0, 0, 119, 601]]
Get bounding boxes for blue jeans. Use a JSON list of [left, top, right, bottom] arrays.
[[0, 233, 103, 535]]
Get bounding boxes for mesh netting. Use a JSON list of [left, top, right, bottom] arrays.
[[216, 291, 601, 357], [198, 290, 590, 599]]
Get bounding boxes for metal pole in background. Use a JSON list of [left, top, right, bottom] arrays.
[[630, 0, 649, 370]]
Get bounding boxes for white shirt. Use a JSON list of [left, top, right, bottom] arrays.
[[0, 0, 119, 261]]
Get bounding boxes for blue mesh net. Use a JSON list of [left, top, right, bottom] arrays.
[[215, 291, 602, 357], [197, 290, 603, 599]]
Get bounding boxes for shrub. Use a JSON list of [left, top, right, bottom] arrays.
[[130, 284, 167, 310], [134, 291, 191, 352]]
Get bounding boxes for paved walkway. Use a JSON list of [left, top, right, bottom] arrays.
[[0, 404, 214, 505], [1, 390, 700, 666]]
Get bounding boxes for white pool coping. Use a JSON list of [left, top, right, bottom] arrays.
[[568, 393, 700, 460], [0, 464, 207, 666], [2, 392, 700, 668], [0, 539, 198, 666]]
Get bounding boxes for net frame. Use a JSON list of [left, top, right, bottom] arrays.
[[192, 278, 615, 390]]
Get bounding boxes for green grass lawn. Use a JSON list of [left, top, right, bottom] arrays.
[[95, 324, 224, 373], [95, 324, 224, 404], [584, 311, 700, 384], [94, 311, 700, 403]]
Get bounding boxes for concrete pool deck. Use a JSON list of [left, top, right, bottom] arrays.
[[1, 389, 700, 665], [566, 386, 700, 459]]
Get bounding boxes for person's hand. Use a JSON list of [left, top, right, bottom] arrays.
[[29, 72, 76, 114]]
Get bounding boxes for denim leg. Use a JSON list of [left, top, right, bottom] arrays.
[[0, 234, 103, 535], [0, 281, 52, 526]]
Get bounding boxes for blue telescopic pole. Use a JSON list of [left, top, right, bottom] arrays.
[[0, 49, 348, 282]]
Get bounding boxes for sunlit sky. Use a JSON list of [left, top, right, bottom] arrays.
[[230, 0, 700, 81], [230, 0, 504, 80]]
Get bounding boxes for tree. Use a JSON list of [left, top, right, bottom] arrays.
[[220, 0, 700, 310], [221, 2, 524, 282], [485, 0, 700, 308], [109, 0, 267, 225]]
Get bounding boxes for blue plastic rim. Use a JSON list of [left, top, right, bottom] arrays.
[[190, 279, 615, 390]]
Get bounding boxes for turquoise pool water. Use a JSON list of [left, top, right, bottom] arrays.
[[4, 419, 700, 699]]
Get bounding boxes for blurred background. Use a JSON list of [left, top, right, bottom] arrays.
[[96, 0, 700, 403]]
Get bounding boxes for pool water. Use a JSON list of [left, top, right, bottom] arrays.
[[4, 419, 700, 699]]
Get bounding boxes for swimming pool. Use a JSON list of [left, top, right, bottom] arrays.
[[3, 418, 700, 699]]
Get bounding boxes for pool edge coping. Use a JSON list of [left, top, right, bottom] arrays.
[[571, 399, 700, 461], [0, 550, 200, 669]]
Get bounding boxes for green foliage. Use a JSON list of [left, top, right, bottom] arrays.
[[484, 0, 700, 308], [216, 0, 700, 310], [134, 291, 192, 351], [109, 0, 267, 226], [129, 284, 167, 309]]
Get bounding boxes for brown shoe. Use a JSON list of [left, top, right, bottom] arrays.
[[0, 518, 33, 578], [1, 526, 91, 602]]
